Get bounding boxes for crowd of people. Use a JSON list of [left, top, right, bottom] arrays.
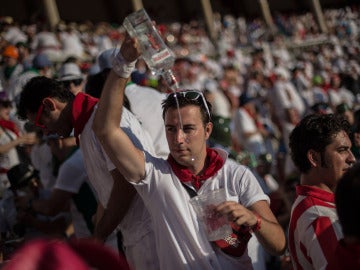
[[0, 3, 359, 270]]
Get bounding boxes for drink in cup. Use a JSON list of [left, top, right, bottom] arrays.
[[190, 188, 232, 241]]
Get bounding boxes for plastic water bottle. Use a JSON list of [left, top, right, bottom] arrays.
[[123, 8, 178, 90]]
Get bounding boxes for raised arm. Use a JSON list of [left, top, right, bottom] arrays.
[[92, 36, 145, 183]]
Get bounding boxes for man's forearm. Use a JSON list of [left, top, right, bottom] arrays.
[[94, 209, 121, 242], [94, 170, 136, 241]]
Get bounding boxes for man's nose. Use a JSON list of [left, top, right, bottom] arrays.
[[175, 128, 186, 143], [348, 150, 356, 164]]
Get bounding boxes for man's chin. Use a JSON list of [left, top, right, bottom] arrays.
[[174, 155, 196, 166]]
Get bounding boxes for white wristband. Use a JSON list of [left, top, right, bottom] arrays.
[[112, 51, 136, 78]]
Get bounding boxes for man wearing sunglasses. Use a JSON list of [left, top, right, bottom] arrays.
[[16, 76, 159, 270], [93, 35, 286, 269], [57, 62, 85, 96]]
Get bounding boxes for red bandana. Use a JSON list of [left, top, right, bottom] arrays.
[[167, 148, 224, 190], [71, 93, 98, 145], [0, 120, 19, 136]]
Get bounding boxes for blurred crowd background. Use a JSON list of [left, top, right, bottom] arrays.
[[0, 1, 359, 269]]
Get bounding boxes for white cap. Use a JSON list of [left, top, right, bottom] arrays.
[[58, 63, 83, 81], [274, 67, 290, 80], [97, 48, 119, 72]]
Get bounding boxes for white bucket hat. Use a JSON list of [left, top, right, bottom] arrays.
[[58, 63, 83, 81]]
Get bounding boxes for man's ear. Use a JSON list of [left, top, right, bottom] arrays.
[[42, 97, 56, 111], [205, 122, 213, 140], [308, 149, 320, 167]]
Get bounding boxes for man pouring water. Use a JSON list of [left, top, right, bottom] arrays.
[[92, 26, 286, 270]]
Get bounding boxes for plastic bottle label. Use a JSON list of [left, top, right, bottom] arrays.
[[152, 49, 171, 65]]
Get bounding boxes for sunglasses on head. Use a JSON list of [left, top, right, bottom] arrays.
[[168, 90, 211, 121]]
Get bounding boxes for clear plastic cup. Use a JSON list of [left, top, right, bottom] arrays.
[[190, 188, 232, 241]]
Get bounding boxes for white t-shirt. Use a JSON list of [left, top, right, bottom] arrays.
[[272, 80, 305, 123], [125, 83, 169, 159], [6, 70, 39, 106], [0, 64, 24, 91], [79, 106, 159, 270], [30, 141, 56, 190], [0, 129, 19, 170], [59, 31, 84, 60], [232, 108, 266, 156], [327, 87, 355, 108], [31, 31, 62, 62], [133, 148, 269, 270], [210, 88, 233, 119], [2, 26, 28, 45]]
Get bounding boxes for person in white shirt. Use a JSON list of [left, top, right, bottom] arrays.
[[232, 93, 267, 157], [92, 34, 286, 270], [17, 76, 159, 270]]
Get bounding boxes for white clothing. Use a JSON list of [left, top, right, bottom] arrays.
[[54, 149, 93, 238], [327, 87, 355, 108], [59, 31, 85, 60], [30, 141, 56, 190], [0, 129, 20, 177], [300, 86, 329, 110], [247, 236, 267, 270], [263, 174, 279, 193], [270, 79, 305, 177], [125, 83, 169, 159], [247, 80, 265, 99], [31, 31, 60, 51], [272, 80, 305, 123], [289, 186, 343, 270], [93, 35, 113, 54], [132, 148, 269, 269], [6, 69, 39, 106], [79, 106, 159, 270], [232, 108, 266, 157], [2, 26, 28, 45], [292, 73, 311, 94], [282, 122, 297, 177], [209, 88, 233, 119], [0, 127, 20, 200], [31, 31, 62, 62], [0, 64, 24, 92]]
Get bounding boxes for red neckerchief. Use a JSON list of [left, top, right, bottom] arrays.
[[167, 148, 224, 190], [71, 93, 98, 145], [0, 120, 19, 136]]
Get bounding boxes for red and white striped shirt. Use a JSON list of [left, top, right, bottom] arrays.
[[288, 185, 343, 270]]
